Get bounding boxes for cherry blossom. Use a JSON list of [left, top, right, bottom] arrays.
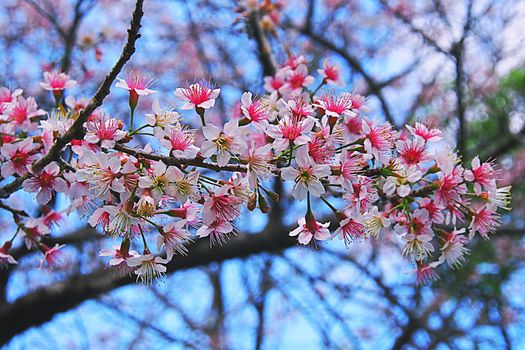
[[314, 92, 355, 118], [22, 162, 68, 204], [84, 115, 127, 149], [99, 243, 140, 276], [197, 220, 235, 247], [1, 138, 40, 178], [318, 60, 343, 86], [240, 92, 271, 125], [174, 81, 220, 110], [145, 99, 180, 131], [406, 122, 442, 142], [201, 120, 247, 166], [0, 242, 17, 268], [158, 125, 199, 158], [281, 148, 331, 200], [469, 205, 500, 240], [116, 70, 157, 97], [40, 244, 65, 270], [289, 216, 330, 246], [158, 220, 192, 258], [0, 55, 512, 285], [333, 209, 369, 245], [245, 143, 274, 188], [40, 70, 77, 92], [7, 96, 45, 132], [464, 156, 497, 194], [265, 115, 314, 152], [127, 253, 169, 285]]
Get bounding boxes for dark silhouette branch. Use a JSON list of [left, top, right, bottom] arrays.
[[0, 223, 296, 345], [249, 12, 277, 77], [0, 0, 145, 199]]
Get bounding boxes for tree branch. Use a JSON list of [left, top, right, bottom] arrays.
[[114, 144, 248, 173], [0, 222, 296, 345], [248, 12, 277, 77], [0, 0, 145, 199]]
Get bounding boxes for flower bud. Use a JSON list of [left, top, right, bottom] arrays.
[[129, 90, 139, 111], [258, 192, 270, 213], [247, 192, 257, 211], [265, 190, 280, 202]]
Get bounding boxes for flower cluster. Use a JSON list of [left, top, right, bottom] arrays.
[[0, 59, 510, 285]]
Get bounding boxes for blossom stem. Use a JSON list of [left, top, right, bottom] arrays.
[[307, 191, 311, 212], [199, 174, 220, 184], [129, 124, 149, 136], [133, 132, 155, 136], [310, 80, 326, 98], [320, 196, 338, 214], [9, 227, 20, 244], [196, 108, 206, 126], [138, 224, 149, 251], [335, 138, 364, 152], [130, 107, 136, 132], [287, 143, 294, 166]]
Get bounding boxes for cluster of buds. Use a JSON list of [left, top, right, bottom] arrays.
[[0, 56, 510, 285]]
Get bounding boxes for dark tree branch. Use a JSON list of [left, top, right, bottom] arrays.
[[0, 223, 296, 345], [114, 144, 248, 173], [0, 0, 145, 199], [248, 12, 277, 77]]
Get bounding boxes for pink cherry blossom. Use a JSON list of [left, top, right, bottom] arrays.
[[415, 263, 440, 286], [0, 241, 17, 268], [246, 143, 274, 188], [464, 156, 497, 194], [406, 122, 442, 142], [318, 60, 343, 86], [434, 228, 470, 268], [240, 92, 271, 124], [76, 152, 126, 198], [40, 244, 65, 270], [396, 136, 427, 170], [39, 70, 76, 91], [127, 253, 169, 285], [264, 69, 287, 93], [265, 116, 314, 153], [469, 205, 500, 240], [285, 64, 314, 92], [99, 245, 140, 276], [196, 220, 235, 247], [314, 92, 354, 118], [84, 115, 127, 149], [281, 148, 331, 200], [362, 119, 395, 165], [202, 185, 243, 225], [7, 96, 45, 132], [116, 70, 157, 96], [0, 87, 22, 114], [22, 162, 68, 204], [0, 138, 40, 178], [201, 120, 247, 166], [289, 216, 330, 246], [158, 220, 192, 258], [333, 209, 369, 245], [174, 81, 220, 110], [158, 125, 199, 158]]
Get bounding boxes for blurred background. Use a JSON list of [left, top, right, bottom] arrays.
[[0, 0, 524, 349]]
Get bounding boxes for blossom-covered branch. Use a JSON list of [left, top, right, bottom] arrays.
[[0, 22, 511, 287], [0, 0, 145, 200]]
